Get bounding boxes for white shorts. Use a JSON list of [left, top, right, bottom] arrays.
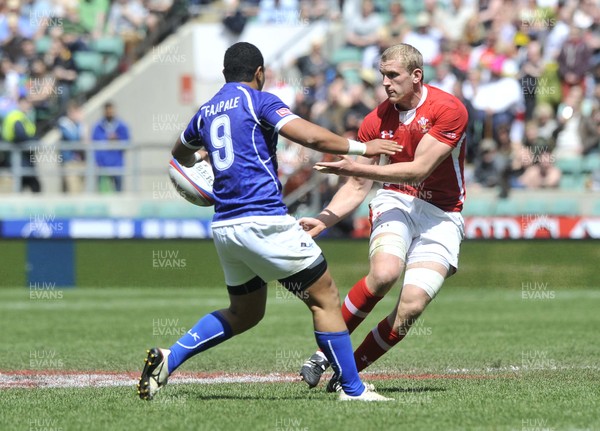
[[369, 190, 465, 270], [211, 215, 323, 286]]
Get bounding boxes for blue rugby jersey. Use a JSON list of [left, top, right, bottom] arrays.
[[180, 82, 299, 221]]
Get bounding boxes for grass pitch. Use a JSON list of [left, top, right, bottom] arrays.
[[0, 240, 599, 430]]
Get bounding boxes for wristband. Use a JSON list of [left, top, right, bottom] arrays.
[[347, 139, 367, 156]]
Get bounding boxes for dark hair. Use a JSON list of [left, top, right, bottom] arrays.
[[223, 42, 263, 83]]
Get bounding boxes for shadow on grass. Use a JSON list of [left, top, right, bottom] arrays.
[[384, 386, 446, 393], [172, 388, 328, 401]]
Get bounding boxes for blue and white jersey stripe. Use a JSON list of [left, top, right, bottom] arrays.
[[181, 82, 298, 221]]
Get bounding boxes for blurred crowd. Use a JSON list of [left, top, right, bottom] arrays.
[[250, 0, 600, 203], [2, 0, 599, 200], [0, 0, 180, 192], [0, 0, 176, 133]]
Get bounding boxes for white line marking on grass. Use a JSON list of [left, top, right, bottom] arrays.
[[2, 365, 597, 389], [0, 371, 297, 389]]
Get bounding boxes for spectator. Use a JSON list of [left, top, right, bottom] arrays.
[[448, 38, 471, 80], [495, 122, 517, 197], [580, 102, 600, 156], [310, 75, 351, 135], [557, 25, 592, 98], [48, 37, 78, 108], [61, 4, 89, 37], [473, 138, 503, 188], [144, 0, 173, 18], [57, 101, 87, 193], [4, 0, 37, 39], [295, 37, 333, 91], [13, 39, 37, 76], [27, 58, 58, 122], [92, 101, 130, 192], [554, 85, 584, 160], [344, 0, 383, 50], [1, 97, 40, 193], [525, 118, 555, 157], [1, 14, 27, 63], [532, 103, 558, 144], [343, 83, 372, 133], [294, 37, 335, 104], [519, 39, 545, 121], [386, 1, 410, 45], [300, 0, 340, 22], [470, 56, 523, 143], [107, 0, 153, 67], [362, 26, 392, 72], [257, 0, 300, 24], [542, 2, 572, 64], [402, 12, 441, 66], [0, 56, 22, 103], [468, 29, 500, 82], [222, 0, 249, 41], [428, 60, 458, 95], [432, 0, 475, 43], [79, 0, 111, 39], [263, 68, 296, 110], [517, 150, 561, 189]]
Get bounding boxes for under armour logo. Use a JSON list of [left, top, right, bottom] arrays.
[[381, 130, 394, 139]]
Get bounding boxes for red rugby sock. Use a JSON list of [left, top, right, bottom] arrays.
[[354, 317, 403, 372], [341, 277, 383, 333]]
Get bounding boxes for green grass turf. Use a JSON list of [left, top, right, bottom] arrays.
[[0, 240, 599, 430]]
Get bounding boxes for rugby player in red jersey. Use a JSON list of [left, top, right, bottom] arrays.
[[299, 43, 468, 391]]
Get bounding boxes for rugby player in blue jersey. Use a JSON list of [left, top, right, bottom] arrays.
[[138, 42, 399, 401]]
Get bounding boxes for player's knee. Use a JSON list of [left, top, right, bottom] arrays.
[[396, 298, 426, 324], [305, 273, 341, 311], [234, 311, 264, 333], [368, 266, 401, 294], [403, 267, 446, 300], [228, 302, 265, 331]]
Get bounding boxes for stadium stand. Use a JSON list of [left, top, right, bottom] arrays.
[[1, 0, 599, 234]]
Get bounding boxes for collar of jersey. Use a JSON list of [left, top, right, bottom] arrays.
[[394, 85, 428, 125]]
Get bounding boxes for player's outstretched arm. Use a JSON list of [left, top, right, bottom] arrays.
[[300, 157, 375, 238], [314, 134, 453, 184], [279, 118, 399, 157]]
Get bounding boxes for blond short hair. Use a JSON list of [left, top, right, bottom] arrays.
[[381, 44, 423, 75]]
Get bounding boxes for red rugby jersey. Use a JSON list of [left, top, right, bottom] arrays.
[[358, 84, 468, 212]]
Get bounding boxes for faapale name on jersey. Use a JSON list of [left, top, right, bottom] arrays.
[[201, 97, 240, 117]]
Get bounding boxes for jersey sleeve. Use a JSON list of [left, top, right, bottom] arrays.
[[257, 92, 299, 132], [180, 111, 204, 149], [427, 97, 468, 148], [357, 108, 381, 142]]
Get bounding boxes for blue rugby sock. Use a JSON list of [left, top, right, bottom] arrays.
[[315, 330, 365, 396], [167, 311, 233, 374]]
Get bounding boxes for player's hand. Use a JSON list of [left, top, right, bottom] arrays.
[[299, 217, 327, 238], [198, 149, 209, 162], [363, 139, 402, 157], [180, 150, 208, 168], [314, 156, 355, 176]]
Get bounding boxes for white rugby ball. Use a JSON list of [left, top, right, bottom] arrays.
[[168, 158, 215, 206]]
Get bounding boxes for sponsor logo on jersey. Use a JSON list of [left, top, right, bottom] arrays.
[[417, 116, 430, 133], [442, 131, 457, 139], [380, 130, 394, 139], [276, 107, 293, 117]]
